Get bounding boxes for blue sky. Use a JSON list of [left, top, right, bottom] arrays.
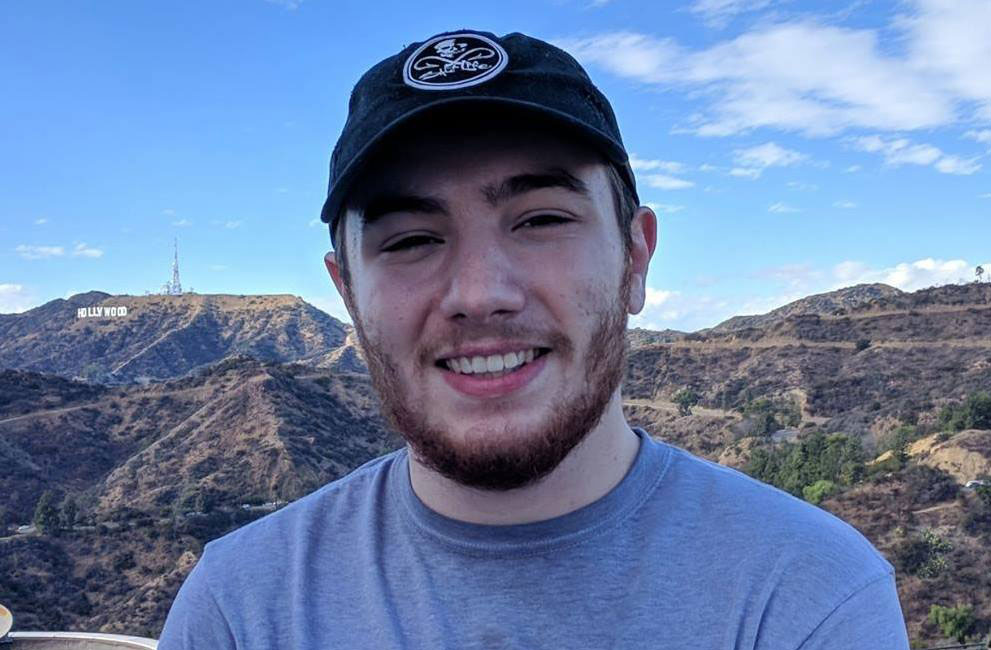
[[2, 0, 989, 331]]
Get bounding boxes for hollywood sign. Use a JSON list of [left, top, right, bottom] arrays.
[[77, 306, 128, 318]]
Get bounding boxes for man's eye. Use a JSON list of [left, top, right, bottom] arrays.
[[518, 214, 572, 228], [382, 235, 441, 253]]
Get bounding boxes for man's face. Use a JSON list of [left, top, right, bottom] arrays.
[[328, 124, 640, 492]]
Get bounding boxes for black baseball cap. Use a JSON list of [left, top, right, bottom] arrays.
[[320, 29, 639, 250]]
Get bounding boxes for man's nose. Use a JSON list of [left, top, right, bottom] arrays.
[[437, 236, 526, 323]]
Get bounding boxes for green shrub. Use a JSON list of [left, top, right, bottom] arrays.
[[894, 529, 952, 578], [938, 392, 991, 432], [803, 480, 838, 505], [928, 604, 975, 643]]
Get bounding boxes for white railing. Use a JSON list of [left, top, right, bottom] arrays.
[[4, 631, 157, 649]]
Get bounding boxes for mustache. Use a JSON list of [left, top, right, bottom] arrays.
[[418, 323, 574, 364]]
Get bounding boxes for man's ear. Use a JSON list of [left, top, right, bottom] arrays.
[[324, 251, 357, 319], [627, 205, 658, 315]]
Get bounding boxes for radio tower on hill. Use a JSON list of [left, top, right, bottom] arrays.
[[161, 237, 184, 295]]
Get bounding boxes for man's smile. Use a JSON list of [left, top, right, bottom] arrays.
[[435, 346, 552, 375], [436, 348, 552, 398]]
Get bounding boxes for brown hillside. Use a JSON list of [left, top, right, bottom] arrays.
[[0, 292, 349, 383]]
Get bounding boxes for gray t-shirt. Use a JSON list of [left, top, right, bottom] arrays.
[[159, 428, 909, 649]]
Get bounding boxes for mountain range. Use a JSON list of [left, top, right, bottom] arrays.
[[1, 283, 990, 644]]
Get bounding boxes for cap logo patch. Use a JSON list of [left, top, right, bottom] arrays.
[[403, 33, 508, 91]]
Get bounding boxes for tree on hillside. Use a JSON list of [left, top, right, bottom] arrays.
[[744, 431, 865, 499], [929, 604, 976, 643], [33, 490, 60, 535], [60, 495, 78, 530], [673, 388, 700, 416], [879, 424, 921, 465]]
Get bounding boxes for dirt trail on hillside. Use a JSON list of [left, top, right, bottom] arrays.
[[0, 370, 339, 428], [662, 337, 991, 351]]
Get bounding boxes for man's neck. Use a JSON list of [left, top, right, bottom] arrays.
[[406, 394, 640, 525]]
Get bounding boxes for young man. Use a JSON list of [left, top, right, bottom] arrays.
[[159, 30, 910, 648]]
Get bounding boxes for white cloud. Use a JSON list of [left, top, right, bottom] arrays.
[[688, 0, 775, 24], [643, 287, 677, 307], [786, 180, 817, 191], [644, 202, 685, 214], [736, 142, 806, 168], [559, 1, 991, 137], [224, 220, 243, 229], [832, 257, 989, 291], [768, 201, 800, 213], [0, 283, 38, 313], [833, 200, 857, 209], [630, 154, 688, 174], [34, 218, 47, 225], [72, 243, 103, 258], [16, 244, 64, 260], [900, 0, 991, 122], [698, 163, 719, 172], [852, 135, 982, 175], [161, 209, 176, 216], [730, 142, 806, 178], [728, 167, 759, 179], [628, 288, 691, 328], [843, 165, 861, 173], [172, 219, 192, 227], [934, 155, 982, 175], [308, 218, 322, 228], [965, 129, 991, 144], [642, 173, 695, 190], [275, 187, 289, 194], [629, 286, 780, 332], [980, 193, 991, 199]]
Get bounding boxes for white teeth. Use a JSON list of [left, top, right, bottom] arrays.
[[443, 348, 542, 375]]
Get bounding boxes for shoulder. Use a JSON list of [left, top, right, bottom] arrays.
[[654, 441, 900, 643], [658, 441, 893, 579], [197, 448, 403, 576]]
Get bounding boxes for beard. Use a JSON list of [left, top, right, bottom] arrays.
[[348, 260, 632, 492]]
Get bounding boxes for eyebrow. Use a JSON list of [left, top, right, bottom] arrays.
[[361, 194, 448, 230], [358, 167, 590, 232], [481, 168, 590, 206]]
